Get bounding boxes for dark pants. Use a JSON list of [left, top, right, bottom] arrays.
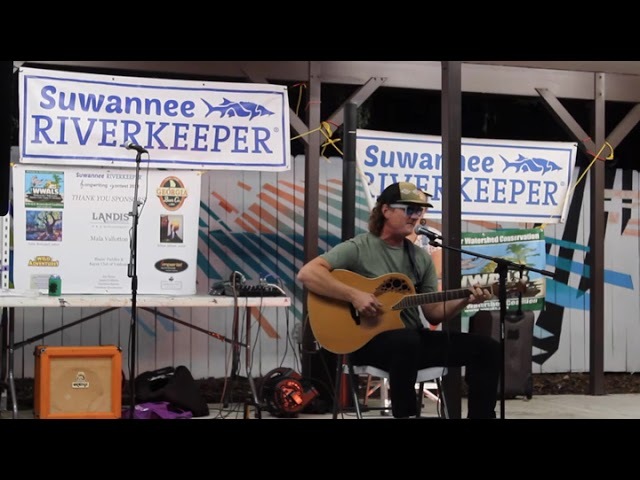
[[350, 328, 500, 419]]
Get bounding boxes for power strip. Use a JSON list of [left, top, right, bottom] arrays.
[[209, 282, 286, 297]]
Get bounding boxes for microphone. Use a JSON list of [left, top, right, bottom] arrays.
[[124, 141, 148, 154], [414, 225, 442, 242]]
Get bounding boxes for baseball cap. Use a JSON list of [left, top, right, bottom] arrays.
[[376, 182, 433, 207]]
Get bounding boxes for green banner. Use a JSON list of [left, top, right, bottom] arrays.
[[460, 228, 546, 314]]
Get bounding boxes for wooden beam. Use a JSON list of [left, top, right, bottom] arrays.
[[440, 61, 463, 419], [606, 103, 640, 150], [326, 77, 386, 128], [589, 73, 606, 395], [301, 62, 323, 376], [21, 60, 640, 102], [240, 63, 310, 145]]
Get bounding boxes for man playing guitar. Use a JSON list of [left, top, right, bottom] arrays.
[[298, 182, 500, 419]]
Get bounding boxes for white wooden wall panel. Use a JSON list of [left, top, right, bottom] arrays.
[[170, 307, 193, 369], [18, 307, 41, 377], [153, 309, 175, 371], [136, 309, 157, 375], [610, 171, 640, 372], [604, 228, 628, 372], [574, 181, 590, 373], [538, 313, 571, 373], [59, 308, 83, 347]]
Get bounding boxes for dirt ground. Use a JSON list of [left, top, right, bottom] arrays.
[[532, 372, 640, 395]]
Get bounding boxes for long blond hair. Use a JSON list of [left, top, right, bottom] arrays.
[[368, 203, 385, 236]]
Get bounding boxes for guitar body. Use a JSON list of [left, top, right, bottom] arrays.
[[307, 269, 515, 354], [307, 270, 413, 354]]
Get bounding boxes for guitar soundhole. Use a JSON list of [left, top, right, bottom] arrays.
[[379, 277, 411, 293]]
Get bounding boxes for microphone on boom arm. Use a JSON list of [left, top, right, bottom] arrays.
[[414, 224, 442, 243], [123, 141, 148, 154]]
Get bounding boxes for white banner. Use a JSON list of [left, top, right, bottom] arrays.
[[12, 164, 202, 294], [18, 67, 290, 172], [357, 129, 577, 223]]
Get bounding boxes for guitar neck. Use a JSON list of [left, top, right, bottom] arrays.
[[392, 287, 479, 310]]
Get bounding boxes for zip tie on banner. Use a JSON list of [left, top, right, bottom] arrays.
[[542, 140, 612, 225], [292, 82, 306, 116], [305, 100, 321, 111], [572, 141, 612, 195], [291, 121, 344, 157], [320, 121, 343, 156], [291, 126, 321, 141], [583, 138, 614, 162]]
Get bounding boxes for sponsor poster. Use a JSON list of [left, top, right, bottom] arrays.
[[413, 224, 546, 313], [18, 67, 290, 172], [12, 164, 201, 294], [357, 129, 577, 223], [458, 228, 546, 314]]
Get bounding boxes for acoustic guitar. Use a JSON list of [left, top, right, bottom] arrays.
[[307, 269, 517, 354]]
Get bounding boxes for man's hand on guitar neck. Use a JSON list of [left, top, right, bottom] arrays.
[[423, 284, 492, 325], [467, 284, 493, 305]]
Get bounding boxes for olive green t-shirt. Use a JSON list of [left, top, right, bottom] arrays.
[[321, 232, 438, 329]]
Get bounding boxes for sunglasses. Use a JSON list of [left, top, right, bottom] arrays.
[[389, 203, 425, 216]]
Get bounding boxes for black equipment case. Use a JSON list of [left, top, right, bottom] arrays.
[[469, 310, 534, 399]]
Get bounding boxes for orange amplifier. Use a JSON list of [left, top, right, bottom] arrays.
[[34, 345, 122, 419]]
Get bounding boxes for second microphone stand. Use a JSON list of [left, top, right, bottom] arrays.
[[421, 229, 554, 419], [127, 151, 143, 418]]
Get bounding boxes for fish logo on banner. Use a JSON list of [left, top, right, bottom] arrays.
[[500, 154, 562, 175], [202, 98, 275, 120]]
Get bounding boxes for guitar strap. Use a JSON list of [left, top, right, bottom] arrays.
[[403, 238, 421, 283]]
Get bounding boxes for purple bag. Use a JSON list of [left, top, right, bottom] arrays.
[[122, 401, 193, 419]]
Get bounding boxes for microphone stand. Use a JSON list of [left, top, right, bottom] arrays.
[[126, 151, 143, 418], [421, 230, 554, 419]]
